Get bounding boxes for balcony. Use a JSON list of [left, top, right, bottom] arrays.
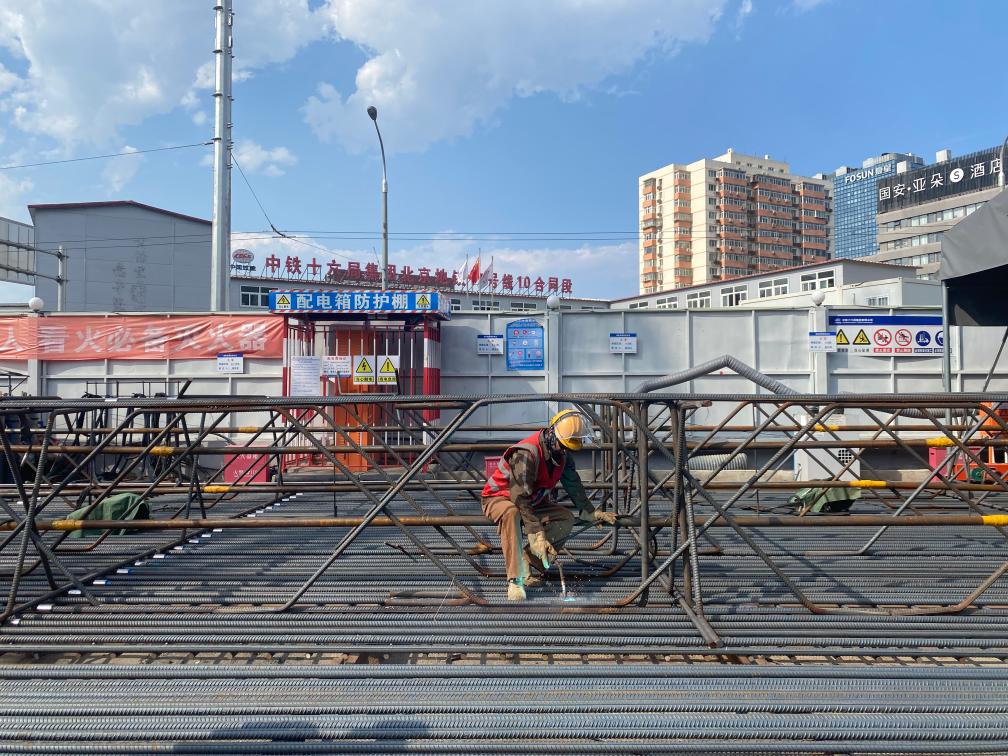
[[717, 230, 746, 242], [642, 238, 657, 249], [717, 200, 748, 214], [673, 177, 690, 189], [717, 189, 750, 203], [717, 175, 748, 190]]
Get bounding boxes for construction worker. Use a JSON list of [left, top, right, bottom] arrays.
[[481, 409, 618, 601]]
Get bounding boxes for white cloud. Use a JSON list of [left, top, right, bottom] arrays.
[[792, 0, 829, 9], [191, 111, 208, 127], [0, 172, 33, 222], [100, 146, 143, 194], [736, 0, 754, 28], [305, 0, 729, 153], [0, 1, 330, 147], [233, 140, 297, 177], [0, 1, 742, 156]]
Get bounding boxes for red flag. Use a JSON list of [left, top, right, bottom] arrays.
[[468, 255, 481, 284]]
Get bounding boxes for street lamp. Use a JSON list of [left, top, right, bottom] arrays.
[[367, 105, 388, 291], [1000, 133, 1007, 189]]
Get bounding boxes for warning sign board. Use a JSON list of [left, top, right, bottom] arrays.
[[274, 293, 291, 311], [828, 315, 944, 356], [377, 355, 400, 384], [352, 355, 376, 385], [416, 294, 431, 309]]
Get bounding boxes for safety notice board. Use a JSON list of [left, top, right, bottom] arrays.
[[828, 315, 944, 356], [505, 319, 544, 371]]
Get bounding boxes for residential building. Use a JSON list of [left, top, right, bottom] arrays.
[[869, 147, 1004, 279], [832, 152, 924, 259], [613, 258, 930, 311], [638, 149, 832, 295]]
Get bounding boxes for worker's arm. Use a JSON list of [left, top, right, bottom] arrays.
[[562, 454, 618, 526], [559, 453, 595, 517], [507, 449, 545, 534]]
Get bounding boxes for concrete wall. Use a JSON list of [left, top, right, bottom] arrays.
[[32, 205, 211, 312]]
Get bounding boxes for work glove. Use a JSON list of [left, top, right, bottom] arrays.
[[578, 509, 618, 527], [528, 531, 557, 569]]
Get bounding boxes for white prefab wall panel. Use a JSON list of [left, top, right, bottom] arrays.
[[41, 357, 283, 399], [21, 306, 1008, 414]]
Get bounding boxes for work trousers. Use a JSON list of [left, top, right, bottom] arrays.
[[481, 495, 575, 580]]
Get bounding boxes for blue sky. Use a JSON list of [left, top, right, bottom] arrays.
[[0, 0, 1005, 302]]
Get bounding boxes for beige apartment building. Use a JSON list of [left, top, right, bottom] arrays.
[[639, 149, 832, 294]]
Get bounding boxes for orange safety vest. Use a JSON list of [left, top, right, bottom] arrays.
[[482, 430, 565, 503]]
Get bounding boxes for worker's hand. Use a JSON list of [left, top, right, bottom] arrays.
[[528, 531, 556, 568], [592, 510, 618, 526], [578, 509, 617, 527]]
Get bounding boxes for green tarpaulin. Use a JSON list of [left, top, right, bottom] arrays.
[[65, 493, 149, 538], [789, 486, 861, 514]]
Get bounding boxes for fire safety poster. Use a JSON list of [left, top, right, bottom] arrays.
[[505, 319, 544, 371]]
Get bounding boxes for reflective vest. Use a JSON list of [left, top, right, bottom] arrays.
[[482, 430, 565, 503]]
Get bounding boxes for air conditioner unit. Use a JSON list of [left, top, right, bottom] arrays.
[[792, 415, 860, 482]]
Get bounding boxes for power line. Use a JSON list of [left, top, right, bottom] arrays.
[[23, 231, 642, 245], [231, 152, 356, 262], [0, 142, 212, 171], [231, 153, 280, 234]]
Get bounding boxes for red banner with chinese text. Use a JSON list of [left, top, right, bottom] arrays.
[[0, 315, 284, 361]]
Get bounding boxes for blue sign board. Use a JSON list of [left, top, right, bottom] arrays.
[[505, 318, 545, 371], [828, 315, 942, 327], [269, 290, 445, 315]]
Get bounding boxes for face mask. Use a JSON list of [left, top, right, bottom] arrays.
[[545, 430, 564, 463]]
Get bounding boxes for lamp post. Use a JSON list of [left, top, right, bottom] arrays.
[[1000, 133, 1007, 189], [367, 106, 388, 291]]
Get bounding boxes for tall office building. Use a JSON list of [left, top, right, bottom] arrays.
[[868, 147, 1003, 279], [832, 152, 924, 259], [638, 149, 831, 294]]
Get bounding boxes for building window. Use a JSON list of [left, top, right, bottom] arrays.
[[686, 291, 711, 309], [628, 301, 650, 309], [471, 300, 500, 311], [450, 298, 462, 312], [758, 278, 788, 298], [866, 296, 890, 307], [510, 301, 536, 312], [239, 285, 274, 308], [720, 284, 747, 307], [655, 296, 678, 309], [800, 270, 835, 291]]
